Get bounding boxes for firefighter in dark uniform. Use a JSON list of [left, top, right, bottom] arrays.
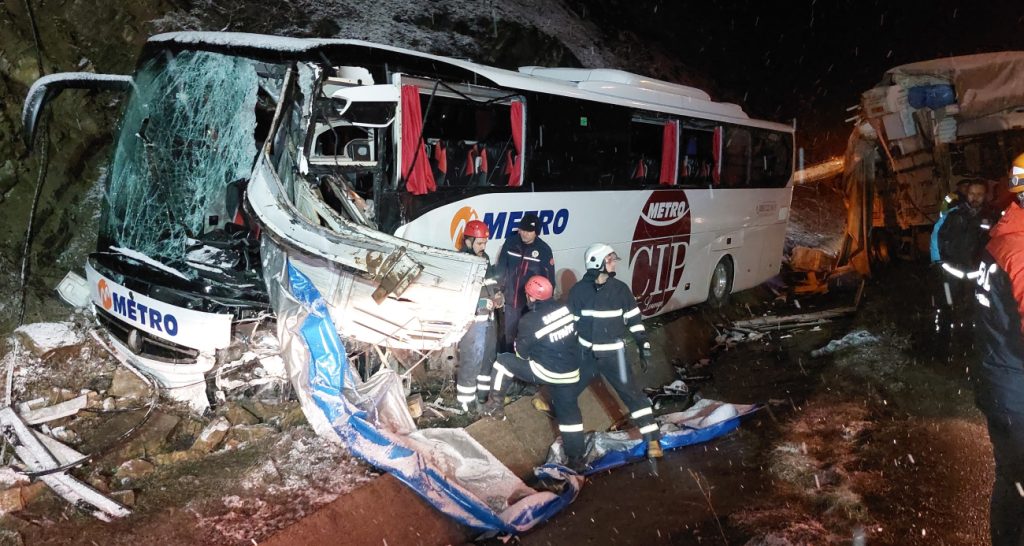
[[932, 179, 992, 333], [495, 212, 556, 352], [482, 276, 587, 469], [455, 220, 503, 411], [568, 243, 663, 460], [973, 153, 1024, 546]]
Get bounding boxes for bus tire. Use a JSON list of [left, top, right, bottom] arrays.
[[708, 257, 734, 308]]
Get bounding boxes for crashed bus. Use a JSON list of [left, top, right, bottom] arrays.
[[24, 32, 794, 402], [840, 52, 1024, 274]]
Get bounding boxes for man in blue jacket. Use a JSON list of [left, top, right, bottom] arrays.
[[495, 212, 556, 352]]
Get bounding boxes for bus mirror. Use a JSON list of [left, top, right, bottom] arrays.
[[330, 85, 398, 128], [22, 73, 133, 150]]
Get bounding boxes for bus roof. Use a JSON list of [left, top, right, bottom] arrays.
[[148, 32, 794, 133]]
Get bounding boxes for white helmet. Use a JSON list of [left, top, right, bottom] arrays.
[[584, 243, 616, 271]]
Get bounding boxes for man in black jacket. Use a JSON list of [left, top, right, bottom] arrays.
[[936, 179, 992, 331], [973, 155, 1024, 546], [495, 212, 556, 352], [481, 276, 586, 468], [455, 220, 503, 411], [568, 243, 663, 459]]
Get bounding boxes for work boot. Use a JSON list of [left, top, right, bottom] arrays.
[[647, 439, 664, 459], [481, 397, 506, 420], [566, 456, 590, 474]]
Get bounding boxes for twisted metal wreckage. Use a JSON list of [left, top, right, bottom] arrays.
[[19, 33, 756, 533]]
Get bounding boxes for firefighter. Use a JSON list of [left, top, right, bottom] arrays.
[[455, 220, 503, 411], [972, 152, 1024, 546], [568, 243, 663, 460], [931, 179, 992, 333], [481, 276, 587, 469], [495, 212, 556, 352]]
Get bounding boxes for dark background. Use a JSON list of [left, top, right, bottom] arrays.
[[572, 0, 1024, 161]]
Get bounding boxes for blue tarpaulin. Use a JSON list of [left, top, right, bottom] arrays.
[[282, 258, 755, 534]]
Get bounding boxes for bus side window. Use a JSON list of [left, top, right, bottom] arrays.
[[722, 127, 751, 188], [749, 130, 792, 188], [678, 128, 715, 187]]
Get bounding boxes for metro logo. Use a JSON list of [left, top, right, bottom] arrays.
[[448, 206, 570, 249], [96, 279, 179, 337], [98, 279, 113, 310], [642, 200, 690, 226], [630, 190, 692, 316]]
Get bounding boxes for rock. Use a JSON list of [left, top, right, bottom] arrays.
[[279, 405, 308, 429], [191, 417, 231, 453], [107, 411, 181, 460], [114, 459, 155, 484], [240, 400, 288, 422], [109, 490, 136, 508], [0, 487, 24, 513], [226, 424, 277, 445], [225, 403, 260, 426], [107, 367, 150, 400], [19, 482, 48, 505], [0, 528, 23, 546], [86, 475, 110, 494], [85, 390, 102, 409], [13, 322, 83, 357], [102, 397, 116, 411], [151, 450, 198, 466]]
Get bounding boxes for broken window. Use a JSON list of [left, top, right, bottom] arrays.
[[101, 50, 283, 271]]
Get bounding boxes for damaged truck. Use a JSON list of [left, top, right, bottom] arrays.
[[839, 51, 1024, 275], [24, 32, 793, 408]]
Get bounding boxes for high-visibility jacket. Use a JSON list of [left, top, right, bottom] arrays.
[[460, 246, 499, 319], [567, 270, 647, 352], [514, 299, 579, 380], [974, 205, 1024, 414]]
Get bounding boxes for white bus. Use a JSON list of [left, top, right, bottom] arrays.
[[24, 32, 793, 386]]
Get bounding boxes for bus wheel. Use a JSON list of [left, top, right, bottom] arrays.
[[708, 257, 734, 308]]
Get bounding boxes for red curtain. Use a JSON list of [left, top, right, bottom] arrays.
[[434, 141, 447, 174], [508, 100, 524, 186], [401, 85, 436, 195], [659, 120, 678, 185], [712, 126, 723, 186]]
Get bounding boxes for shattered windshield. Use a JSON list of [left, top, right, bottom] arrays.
[[102, 49, 272, 272]]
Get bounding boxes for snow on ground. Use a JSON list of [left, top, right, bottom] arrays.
[[195, 430, 375, 543]]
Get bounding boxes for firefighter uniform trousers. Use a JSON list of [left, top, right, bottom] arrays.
[[456, 314, 498, 408], [488, 353, 585, 459], [577, 344, 660, 443]]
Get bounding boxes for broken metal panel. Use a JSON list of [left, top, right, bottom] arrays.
[[0, 407, 130, 521], [102, 50, 264, 267]]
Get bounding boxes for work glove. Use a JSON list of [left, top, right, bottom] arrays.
[[639, 342, 652, 373], [492, 291, 505, 308]]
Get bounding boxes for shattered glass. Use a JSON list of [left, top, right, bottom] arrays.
[[102, 50, 260, 272]]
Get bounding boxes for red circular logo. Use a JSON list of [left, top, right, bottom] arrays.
[[98, 279, 113, 310], [629, 190, 692, 316]]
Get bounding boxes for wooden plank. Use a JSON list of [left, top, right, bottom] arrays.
[[19, 394, 87, 425], [730, 306, 856, 330]]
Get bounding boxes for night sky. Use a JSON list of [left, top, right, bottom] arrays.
[[580, 0, 1024, 161]]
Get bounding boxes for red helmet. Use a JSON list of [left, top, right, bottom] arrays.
[[524, 276, 553, 301], [464, 220, 490, 239]]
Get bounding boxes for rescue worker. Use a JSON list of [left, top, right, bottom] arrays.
[[455, 220, 503, 411], [481, 276, 587, 469], [931, 179, 992, 332], [972, 152, 1024, 546], [495, 212, 555, 352], [568, 243, 663, 460]]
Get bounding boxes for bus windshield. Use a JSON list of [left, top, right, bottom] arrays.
[[101, 49, 283, 270]]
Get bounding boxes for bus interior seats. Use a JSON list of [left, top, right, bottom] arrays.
[[631, 157, 655, 183]]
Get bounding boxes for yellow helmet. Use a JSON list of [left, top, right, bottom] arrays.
[[1012, 152, 1024, 193]]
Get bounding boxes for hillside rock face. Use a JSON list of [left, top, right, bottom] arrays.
[[0, 0, 705, 335]]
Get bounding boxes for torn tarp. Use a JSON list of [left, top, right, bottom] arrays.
[[275, 259, 581, 534], [546, 399, 758, 475]]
